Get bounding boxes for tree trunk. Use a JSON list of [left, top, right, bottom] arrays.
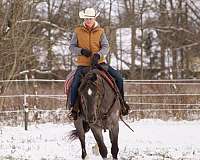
[[130, 0, 136, 79], [159, 0, 167, 79], [47, 0, 52, 71]]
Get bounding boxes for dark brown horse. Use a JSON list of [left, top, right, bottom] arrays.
[[69, 69, 121, 160]]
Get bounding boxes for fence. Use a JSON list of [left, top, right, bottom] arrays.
[[1, 79, 200, 127]]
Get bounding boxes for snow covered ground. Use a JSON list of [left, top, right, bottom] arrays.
[[0, 119, 200, 160]]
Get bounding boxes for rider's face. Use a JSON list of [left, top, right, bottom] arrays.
[[84, 18, 95, 28]]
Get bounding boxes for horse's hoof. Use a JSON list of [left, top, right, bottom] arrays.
[[83, 155, 89, 160], [92, 143, 99, 155], [82, 152, 87, 159], [104, 157, 114, 160]]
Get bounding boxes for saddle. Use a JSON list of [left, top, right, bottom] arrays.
[[64, 70, 76, 95], [64, 68, 115, 100]]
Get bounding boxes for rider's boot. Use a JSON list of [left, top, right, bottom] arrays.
[[120, 89, 130, 116], [68, 105, 78, 121], [121, 99, 130, 116]]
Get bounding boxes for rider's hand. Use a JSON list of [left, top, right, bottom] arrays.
[[91, 53, 100, 68], [81, 48, 92, 57]]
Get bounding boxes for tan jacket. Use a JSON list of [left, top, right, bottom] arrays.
[[69, 22, 109, 66]]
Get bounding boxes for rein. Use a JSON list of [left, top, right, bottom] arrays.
[[80, 69, 134, 134], [102, 93, 117, 120], [96, 70, 134, 133], [100, 71, 134, 132], [80, 72, 117, 124], [80, 77, 102, 122], [93, 74, 117, 118], [81, 94, 88, 121], [96, 74, 119, 131]]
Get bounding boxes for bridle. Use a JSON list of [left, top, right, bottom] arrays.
[[80, 73, 118, 125], [80, 77, 103, 122]]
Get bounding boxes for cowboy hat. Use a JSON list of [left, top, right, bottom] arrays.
[[79, 8, 100, 19]]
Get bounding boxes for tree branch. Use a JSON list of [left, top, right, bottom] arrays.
[[15, 19, 66, 32]]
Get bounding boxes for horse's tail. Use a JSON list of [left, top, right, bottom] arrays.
[[69, 121, 90, 141], [69, 129, 78, 141]]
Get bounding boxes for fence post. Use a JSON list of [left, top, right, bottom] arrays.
[[23, 94, 29, 130]]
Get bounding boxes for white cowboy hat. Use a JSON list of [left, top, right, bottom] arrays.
[[79, 8, 100, 19]]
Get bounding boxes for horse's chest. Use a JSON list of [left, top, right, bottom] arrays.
[[94, 117, 114, 130]]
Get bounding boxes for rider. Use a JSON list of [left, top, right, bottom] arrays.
[[68, 8, 130, 120]]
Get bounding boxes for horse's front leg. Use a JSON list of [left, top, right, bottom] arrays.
[[74, 118, 87, 159], [91, 127, 108, 158], [109, 123, 119, 159]]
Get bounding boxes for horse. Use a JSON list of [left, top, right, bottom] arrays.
[[69, 68, 121, 160]]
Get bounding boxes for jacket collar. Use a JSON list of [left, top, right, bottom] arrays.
[[82, 21, 100, 32]]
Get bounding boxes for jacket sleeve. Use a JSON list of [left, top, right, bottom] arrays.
[[69, 32, 82, 56], [97, 32, 109, 56]]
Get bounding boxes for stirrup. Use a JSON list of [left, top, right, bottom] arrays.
[[121, 101, 130, 116], [68, 108, 78, 120]]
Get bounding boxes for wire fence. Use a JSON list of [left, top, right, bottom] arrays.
[[1, 78, 200, 126], [0, 79, 200, 111]]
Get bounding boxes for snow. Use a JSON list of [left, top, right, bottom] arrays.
[[112, 28, 132, 69], [1, 119, 200, 160], [35, 0, 63, 18]]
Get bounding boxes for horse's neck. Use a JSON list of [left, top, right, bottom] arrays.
[[99, 77, 117, 113], [102, 77, 115, 97]]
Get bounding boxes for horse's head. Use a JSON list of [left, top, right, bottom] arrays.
[[79, 70, 102, 124]]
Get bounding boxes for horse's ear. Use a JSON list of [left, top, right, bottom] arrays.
[[90, 73, 97, 82]]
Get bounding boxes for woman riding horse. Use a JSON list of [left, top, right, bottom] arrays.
[[69, 7, 129, 120]]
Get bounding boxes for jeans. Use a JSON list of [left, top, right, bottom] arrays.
[[107, 65, 124, 98], [70, 66, 88, 106], [70, 65, 124, 106]]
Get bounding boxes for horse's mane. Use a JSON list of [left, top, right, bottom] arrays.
[[79, 69, 101, 92]]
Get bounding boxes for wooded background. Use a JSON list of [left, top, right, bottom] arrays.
[[1, 0, 200, 81], [1, 0, 200, 122]]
